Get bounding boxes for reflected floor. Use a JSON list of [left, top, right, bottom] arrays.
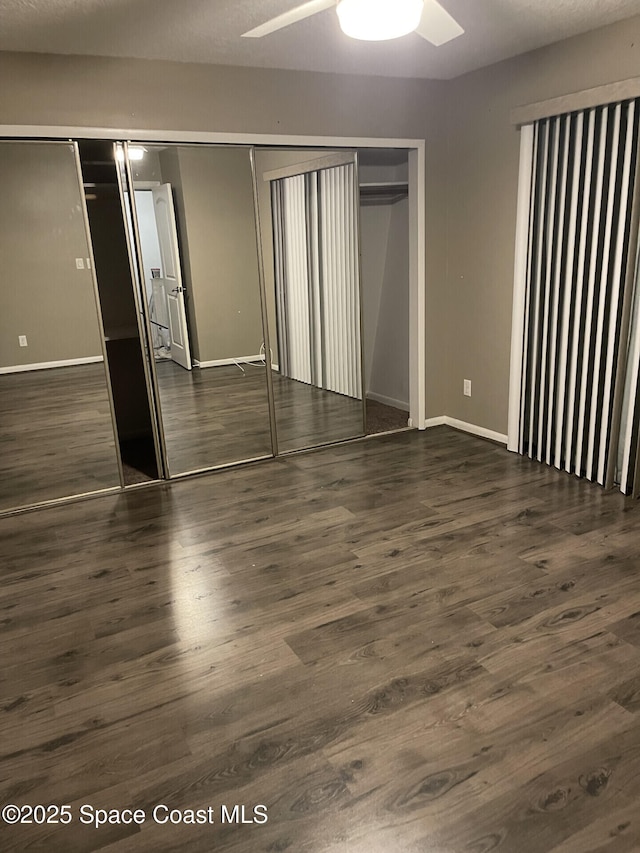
[[156, 362, 368, 467], [272, 372, 365, 451], [366, 398, 409, 434], [0, 363, 120, 511], [155, 360, 273, 474], [1, 362, 411, 512]]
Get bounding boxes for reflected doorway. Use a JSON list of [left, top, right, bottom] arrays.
[[126, 143, 274, 476]]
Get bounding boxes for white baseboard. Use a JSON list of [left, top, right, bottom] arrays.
[[366, 390, 409, 410], [194, 355, 265, 368], [0, 355, 103, 375], [424, 415, 508, 445], [424, 416, 448, 428]]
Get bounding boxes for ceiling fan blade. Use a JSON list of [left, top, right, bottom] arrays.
[[415, 0, 464, 46], [242, 0, 336, 38]]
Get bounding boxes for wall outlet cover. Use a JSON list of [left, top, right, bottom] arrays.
[[463, 379, 472, 396]]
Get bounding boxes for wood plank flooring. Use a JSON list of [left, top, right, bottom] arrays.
[[154, 360, 273, 474], [0, 364, 120, 512], [1, 361, 369, 509], [1, 427, 640, 851]]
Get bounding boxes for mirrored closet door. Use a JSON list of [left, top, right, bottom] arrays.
[[0, 137, 407, 515], [123, 143, 273, 475], [254, 149, 366, 452], [0, 140, 121, 512]]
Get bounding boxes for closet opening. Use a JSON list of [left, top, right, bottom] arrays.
[[78, 140, 161, 485], [357, 148, 411, 435]]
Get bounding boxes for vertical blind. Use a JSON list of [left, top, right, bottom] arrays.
[[516, 99, 640, 494], [271, 163, 362, 400]]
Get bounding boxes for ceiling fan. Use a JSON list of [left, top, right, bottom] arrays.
[[242, 0, 464, 45]]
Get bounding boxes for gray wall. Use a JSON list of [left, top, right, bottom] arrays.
[[156, 147, 263, 364], [155, 147, 200, 358], [359, 160, 410, 409], [369, 198, 409, 408], [0, 141, 103, 369], [360, 203, 391, 388]]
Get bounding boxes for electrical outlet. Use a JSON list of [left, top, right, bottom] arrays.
[[75, 257, 85, 270], [463, 379, 471, 397], [18, 335, 28, 347]]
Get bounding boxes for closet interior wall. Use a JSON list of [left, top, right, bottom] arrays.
[[358, 155, 410, 416]]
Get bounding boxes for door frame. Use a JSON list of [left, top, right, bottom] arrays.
[[1, 126, 427, 431], [150, 182, 192, 371]]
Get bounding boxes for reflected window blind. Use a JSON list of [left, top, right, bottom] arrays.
[[518, 100, 640, 491], [271, 163, 362, 400]]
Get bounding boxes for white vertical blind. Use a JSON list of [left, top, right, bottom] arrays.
[[619, 251, 640, 493], [271, 162, 362, 400], [516, 99, 640, 492]]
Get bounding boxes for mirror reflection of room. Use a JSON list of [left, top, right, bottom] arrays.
[[255, 149, 366, 452], [127, 144, 273, 475], [80, 140, 161, 486], [0, 141, 121, 512], [255, 147, 410, 453]]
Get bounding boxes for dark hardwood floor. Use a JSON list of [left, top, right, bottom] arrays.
[[155, 360, 273, 474], [271, 370, 364, 451], [1, 361, 369, 510], [2, 427, 640, 851], [0, 364, 120, 512], [153, 360, 371, 471]]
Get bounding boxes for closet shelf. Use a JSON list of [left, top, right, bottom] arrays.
[[359, 181, 408, 205], [104, 326, 141, 342]]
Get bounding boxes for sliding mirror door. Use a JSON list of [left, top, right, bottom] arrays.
[[255, 150, 365, 452], [125, 144, 273, 475], [0, 141, 121, 511]]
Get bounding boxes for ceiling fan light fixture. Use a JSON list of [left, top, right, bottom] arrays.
[[336, 0, 424, 41]]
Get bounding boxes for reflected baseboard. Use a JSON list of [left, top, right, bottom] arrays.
[[366, 390, 409, 410], [0, 355, 104, 374], [193, 355, 265, 368]]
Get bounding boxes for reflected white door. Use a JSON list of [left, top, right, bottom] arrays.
[[152, 184, 192, 370]]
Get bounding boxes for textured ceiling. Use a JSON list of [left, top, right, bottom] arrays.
[[1, 0, 640, 79]]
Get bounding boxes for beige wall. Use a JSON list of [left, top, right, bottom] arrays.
[[0, 51, 445, 140], [0, 141, 103, 369], [439, 14, 640, 434]]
